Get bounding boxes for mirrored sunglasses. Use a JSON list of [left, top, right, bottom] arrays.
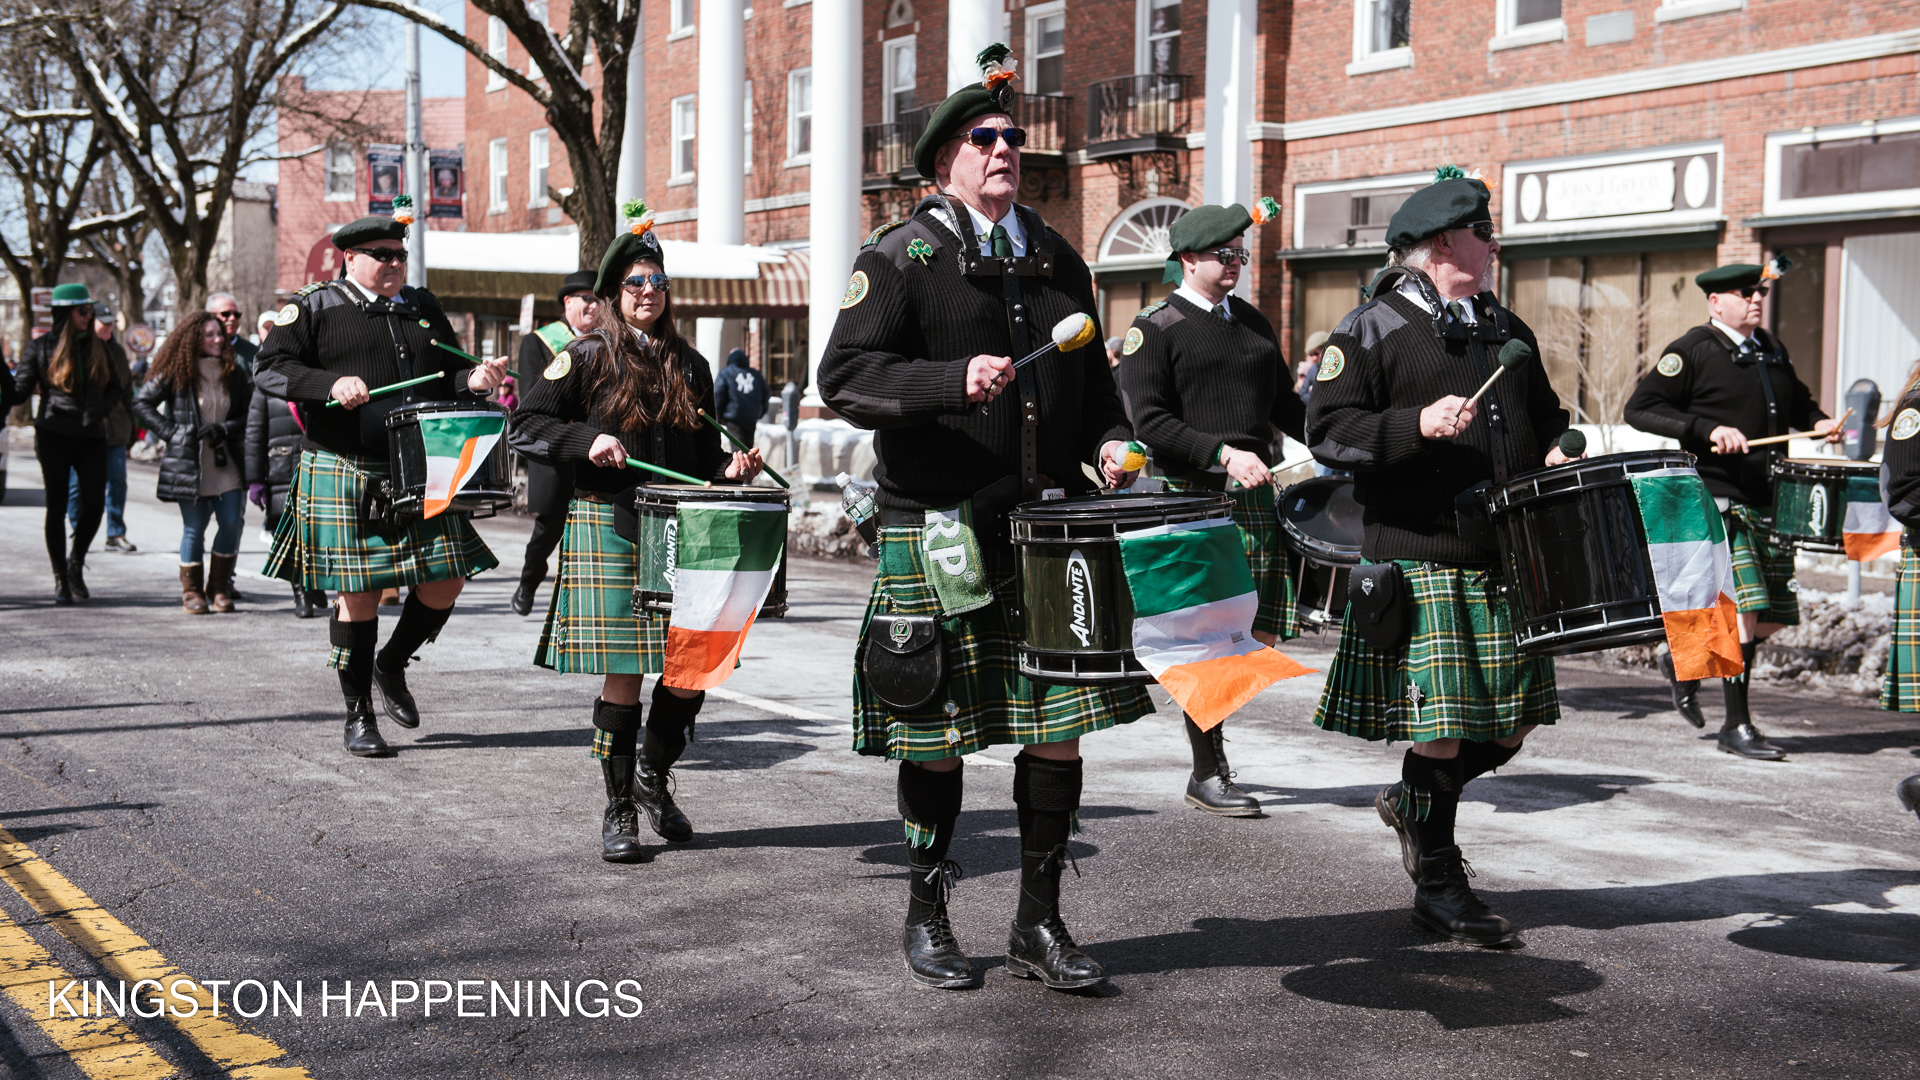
[[622, 273, 671, 292], [1210, 248, 1252, 266], [966, 127, 1027, 149]]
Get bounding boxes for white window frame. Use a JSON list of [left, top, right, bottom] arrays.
[[486, 16, 508, 90], [1135, 0, 1181, 77], [670, 0, 696, 39], [882, 36, 916, 124], [528, 129, 550, 208], [488, 137, 509, 213], [1347, 0, 1412, 76], [1655, 0, 1745, 22], [785, 68, 812, 166], [743, 80, 754, 175], [1489, 0, 1566, 51], [670, 94, 697, 183], [1762, 118, 1920, 218], [1026, 2, 1066, 96], [324, 142, 356, 201]]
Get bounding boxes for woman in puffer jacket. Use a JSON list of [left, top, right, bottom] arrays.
[[246, 384, 327, 617], [132, 311, 252, 613]]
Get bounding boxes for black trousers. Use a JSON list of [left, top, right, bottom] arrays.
[[36, 431, 106, 571], [520, 510, 566, 589]]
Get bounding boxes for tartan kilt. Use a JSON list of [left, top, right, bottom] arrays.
[[1882, 537, 1920, 712], [263, 448, 497, 593], [852, 524, 1155, 761], [1312, 560, 1559, 743], [535, 499, 668, 675], [1727, 502, 1800, 625], [1163, 478, 1297, 640]]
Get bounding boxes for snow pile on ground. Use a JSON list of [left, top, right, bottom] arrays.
[[1588, 588, 1895, 697], [786, 499, 874, 562]]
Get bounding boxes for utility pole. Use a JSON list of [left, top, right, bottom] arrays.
[[405, 14, 427, 288]]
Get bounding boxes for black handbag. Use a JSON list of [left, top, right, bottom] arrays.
[[1348, 562, 1411, 651], [861, 613, 946, 710]]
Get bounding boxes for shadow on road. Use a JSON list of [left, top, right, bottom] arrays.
[[1250, 773, 1656, 814], [1557, 684, 1675, 720]]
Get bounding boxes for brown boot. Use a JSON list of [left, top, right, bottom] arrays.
[[179, 563, 210, 614], [206, 553, 238, 613]]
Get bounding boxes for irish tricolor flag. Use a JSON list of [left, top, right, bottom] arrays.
[[661, 501, 787, 691], [418, 410, 506, 518], [1116, 516, 1313, 729], [1843, 476, 1902, 563], [1630, 469, 1744, 681]]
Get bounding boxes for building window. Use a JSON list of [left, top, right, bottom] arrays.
[[883, 38, 916, 124], [1511, 0, 1559, 26], [671, 0, 695, 35], [528, 130, 550, 207], [487, 16, 507, 90], [488, 137, 508, 212], [1139, 0, 1180, 76], [1028, 5, 1065, 95], [1349, 0, 1412, 74], [325, 142, 356, 200], [1491, 0, 1565, 49], [672, 95, 697, 180], [787, 68, 812, 162]]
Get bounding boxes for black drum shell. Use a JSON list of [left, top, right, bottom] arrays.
[[629, 484, 790, 622], [1770, 457, 1879, 554], [1278, 476, 1362, 631], [384, 401, 514, 517]]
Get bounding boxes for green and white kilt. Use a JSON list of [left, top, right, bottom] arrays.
[[1312, 560, 1559, 743], [264, 448, 497, 594], [1163, 478, 1297, 640], [535, 499, 668, 677], [851, 523, 1156, 762], [1726, 502, 1800, 625], [1882, 535, 1920, 712]]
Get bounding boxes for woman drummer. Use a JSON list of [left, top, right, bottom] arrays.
[[509, 204, 764, 863], [1876, 362, 1920, 824]]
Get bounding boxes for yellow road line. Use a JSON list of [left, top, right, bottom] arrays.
[[0, 909, 176, 1079], [0, 825, 311, 1079]]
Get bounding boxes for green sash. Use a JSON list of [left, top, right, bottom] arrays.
[[922, 500, 992, 617], [533, 320, 576, 357]]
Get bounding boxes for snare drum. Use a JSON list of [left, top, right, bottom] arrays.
[[1770, 457, 1880, 554], [630, 484, 790, 622], [1278, 476, 1362, 631], [384, 400, 514, 517], [1009, 492, 1232, 686], [1486, 450, 1696, 656]]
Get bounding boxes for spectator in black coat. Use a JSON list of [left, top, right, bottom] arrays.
[[247, 385, 327, 617], [711, 347, 768, 450]]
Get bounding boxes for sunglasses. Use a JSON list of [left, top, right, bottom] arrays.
[[211, 310, 242, 320], [622, 273, 671, 293], [1736, 286, 1771, 299], [1466, 222, 1496, 242], [964, 127, 1027, 149], [1209, 248, 1251, 266], [350, 247, 409, 264]]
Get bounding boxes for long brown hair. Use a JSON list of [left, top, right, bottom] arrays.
[[147, 311, 237, 391], [1879, 358, 1920, 428], [583, 271, 699, 434], [47, 314, 109, 393]]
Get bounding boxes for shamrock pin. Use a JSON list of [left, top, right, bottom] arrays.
[[906, 238, 935, 266]]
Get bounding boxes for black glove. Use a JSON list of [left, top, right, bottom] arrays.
[[198, 424, 227, 446]]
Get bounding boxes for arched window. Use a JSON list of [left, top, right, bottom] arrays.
[[1097, 197, 1191, 266]]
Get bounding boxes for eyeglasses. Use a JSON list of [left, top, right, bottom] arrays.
[[622, 273, 671, 293], [1736, 286, 1771, 299], [350, 247, 409, 264], [964, 127, 1027, 149], [1209, 248, 1252, 266], [1466, 222, 1496, 242]]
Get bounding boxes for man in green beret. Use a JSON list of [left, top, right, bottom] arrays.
[[1307, 167, 1573, 947], [1117, 201, 1306, 816], [821, 43, 1146, 992], [1625, 262, 1838, 759], [255, 216, 511, 758]]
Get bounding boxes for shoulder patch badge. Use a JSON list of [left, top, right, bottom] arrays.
[[1657, 352, 1684, 377], [864, 220, 906, 246], [906, 238, 935, 266], [840, 271, 870, 310], [274, 303, 301, 327], [1121, 327, 1144, 356], [1893, 408, 1920, 441], [543, 353, 573, 380], [1316, 345, 1346, 382]]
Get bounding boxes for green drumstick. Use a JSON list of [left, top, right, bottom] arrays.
[[323, 369, 444, 408], [697, 410, 789, 489], [624, 457, 711, 487], [431, 340, 484, 365]]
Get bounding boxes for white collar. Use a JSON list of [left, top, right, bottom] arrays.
[[1397, 279, 1477, 323], [930, 199, 1027, 256], [1711, 318, 1752, 347], [1174, 283, 1232, 319], [340, 276, 401, 305]]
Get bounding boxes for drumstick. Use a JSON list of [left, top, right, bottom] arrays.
[[623, 457, 711, 487], [697, 410, 791, 490], [1737, 408, 1853, 450], [430, 340, 483, 365], [1464, 340, 1534, 408], [322, 370, 445, 408]]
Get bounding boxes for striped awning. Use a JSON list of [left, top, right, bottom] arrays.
[[674, 249, 810, 318]]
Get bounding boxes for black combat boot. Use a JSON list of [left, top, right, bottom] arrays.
[[65, 557, 90, 601], [635, 682, 699, 842], [600, 756, 645, 863], [343, 696, 389, 757], [1183, 716, 1260, 816], [334, 614, 388, 757], [1898, 774, 1920, 821], [372, 593, 453, 730], [1413, 846, 1516, 946], [898, 761, 970, 988], [53, 568, 72, 606], [1719, 642, 1785, 760], [1658, 646, 1706, 728], [1376, 782, 1423, 882], [1006, 754, 1106, 989]]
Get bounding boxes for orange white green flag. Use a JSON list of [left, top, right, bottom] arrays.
[[661, 500, 787, 691], [417, 410, 506, 518], [1116, 516, 1314, 730], [1630, 468, 1744, 680]]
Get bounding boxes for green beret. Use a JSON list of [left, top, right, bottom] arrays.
[[1160, 203, 1253, 283], [1695, 264, 1763, 294], [49, 283, 95, 307], [1385, 172, 1492, 250], [594, 227, 666, 298], [913, 44, 1019, 182], [333, 216, 409, 249]]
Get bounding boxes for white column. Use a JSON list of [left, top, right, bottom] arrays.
[[404, 18, 426, 289], [1202, 0, 1256, 296], [947, 0, 998, 94], [697, 0, 747, 368], [615, 20, 647, 208], [806, 0, 861, 407]]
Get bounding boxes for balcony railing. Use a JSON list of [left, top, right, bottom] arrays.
[[861, 106, 934, 190], [1009, 92, 1070, 159], [1084, 73, 1194, 159]]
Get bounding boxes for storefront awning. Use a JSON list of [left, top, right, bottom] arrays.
[[674, 249, 810, 319]]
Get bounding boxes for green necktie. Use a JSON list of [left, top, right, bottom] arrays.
[[989, 224, 1013, 258], [1445, 299, 1466, 325]]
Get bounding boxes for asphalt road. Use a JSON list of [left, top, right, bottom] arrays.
[[1, 442, 1917, 1079]]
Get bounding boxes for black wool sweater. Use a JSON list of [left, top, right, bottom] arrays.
[[1307, 288, 1568, 566], [1881, 388, 1920, 531], [508, 331, 728, 495], [818, 201, 1133, 511], [1118, 292, 1307, 478]]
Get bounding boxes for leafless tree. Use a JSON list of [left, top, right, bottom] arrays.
[[73, 164, 154, 322], [1539, 279, 1656, 456]]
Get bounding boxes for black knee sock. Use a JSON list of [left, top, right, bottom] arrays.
[[899, 761, 964, 924], [1458, 739, 1521, 784], [643, 680, 704, 769], [1013, 753, 1082, 928], [1722, 641, 1757, 731], [1183, 714, 1218, 781], [331, 614, 378, 705], [377, 592, 454, 672], [593, 698, 643, 759], [1400, 748, 1465, 854]]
